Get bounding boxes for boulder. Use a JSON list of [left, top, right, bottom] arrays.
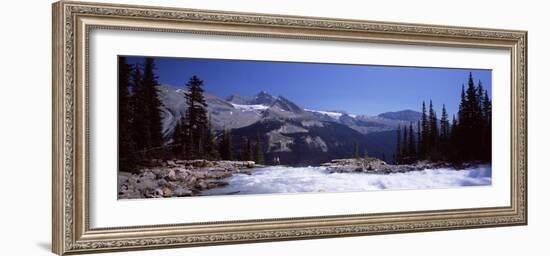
[[166, 169, 178, 181], [162, 187, 173, 197], [166, 160, 177, 167], [173, 187, 193, 197]]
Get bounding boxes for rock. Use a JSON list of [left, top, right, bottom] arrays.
[[158, 179, 167, 187], [173, 187, 193, 197], [186, 175, 197, 184], [166, 160, 177, 167], [203, 179, 229, 189], [162, 187, 173, 197], [118, 159, 257, 199], [194, 171, 207, 179], [154, 188, 164, 197], [166, 169, 177, 181], [165, 181, 176, 189], [196, 181, 209, 190], [208, 169, 231, 179]]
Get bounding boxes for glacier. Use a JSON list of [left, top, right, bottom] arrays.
[[201, 165, 491, 196]]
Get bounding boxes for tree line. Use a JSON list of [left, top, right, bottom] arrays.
[[118, 57, 264, 173], [118, 57, 164, 172], [394, 72, 491, 164]]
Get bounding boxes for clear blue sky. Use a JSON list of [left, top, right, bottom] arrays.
[[125, 56, 491, 117]]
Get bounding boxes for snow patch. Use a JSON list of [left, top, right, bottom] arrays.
[[305, 109, 342, 119], [305, 109, 357, 119], [231, 103, 269, 111]]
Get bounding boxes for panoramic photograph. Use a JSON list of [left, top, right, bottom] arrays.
[[117, 56, 492, 199]]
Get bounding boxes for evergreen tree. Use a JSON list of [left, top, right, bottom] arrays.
[[460, 72, 484, 160], [453, 73, 491, 162], [241, 137, 253, 161], [129, 58, 164, 159], [142, 58, 164, 148], [254, 134, 264, 165], [420, 101, 429, 158], [184, 75, 209, 159], [203, 116, 219, 160], [130, 63, 151, 151], [416, 120, 421, 157], [439, 104, 450, 159], [118, 57, 137, 172], [482, 89, 492, 161], [450, 115, 459, 162], [408, 122, 416, 162], [482, 90, 492, 124], [428, 100, 439, 159], [476, 80, 484, 113], [353, 142, 360, 159], [218, 129, 233, 160], [395, 124, 402, 164], [456, 84, 467, 160], [171, 115, 183, 155], [402, 125, 409, 160], [440, 104, 450, 139]]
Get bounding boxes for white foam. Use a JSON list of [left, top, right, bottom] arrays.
[[202, 165, 492, 195]]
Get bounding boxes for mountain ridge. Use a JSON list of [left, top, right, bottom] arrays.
[[159, 86, 421, 165]]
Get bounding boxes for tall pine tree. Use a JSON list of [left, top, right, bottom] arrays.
[[131, 63, 150, 151], [183, 75, 212, 159], [395, 124, 402, 164], [203, 116, 219, 160], [408, 122, 416, 162], [218, 129, 233, 160], [402, 125, 409, 161], [118, 57, 137, 172], [449, 115, 459, 162], [428, 100, 439, 159], [420, 101, 429, 159], [482, 90, 492, 161], [253, 133, 265, 165], [240, 137, 253, 161], [439, 104, 450, 159], [171, 114, 185, 156], [353, 142, 360, 159], [130, 58, 164, 159], [142, 58, 164, 148]]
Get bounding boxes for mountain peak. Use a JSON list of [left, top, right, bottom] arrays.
[[271, 96, 303, 113], [226, 94, 253, 105], [254, 91, 277, 105], [378, 110, 422, 122]]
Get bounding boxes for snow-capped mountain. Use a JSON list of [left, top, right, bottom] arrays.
[[159, 85, 421, 165], [378, 110, 423, 123]]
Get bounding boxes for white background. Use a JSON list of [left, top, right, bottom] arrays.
[[0, 0, 547, 255], [90, 29, 510, 227]]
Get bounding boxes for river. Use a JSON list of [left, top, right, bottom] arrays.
[[201, 165, 492, 196]]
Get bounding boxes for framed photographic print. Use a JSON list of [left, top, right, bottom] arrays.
[[52, 1, 527, 255]]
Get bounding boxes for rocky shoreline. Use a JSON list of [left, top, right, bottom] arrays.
[[119, 158, 485, 199], [118, 159, 256, 199], [321, 158, 473, 174]]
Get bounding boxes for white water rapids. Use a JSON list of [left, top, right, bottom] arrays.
[[201, 165, 492, 196]]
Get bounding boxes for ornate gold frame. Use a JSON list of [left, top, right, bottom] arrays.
[[52, 1, 527, 255]]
